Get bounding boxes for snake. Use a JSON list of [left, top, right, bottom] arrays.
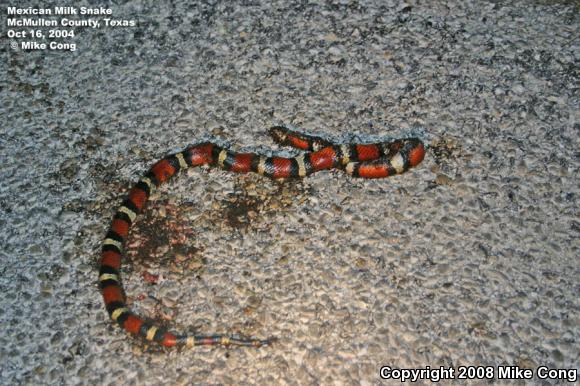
[[99, 126, 426, 348]]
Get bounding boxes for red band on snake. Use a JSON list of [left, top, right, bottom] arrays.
[[99, 126, 425, 348]]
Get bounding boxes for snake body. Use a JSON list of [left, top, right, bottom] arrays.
[[99, 126, 425, 348]]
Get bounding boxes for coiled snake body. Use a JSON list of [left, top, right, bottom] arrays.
[[99, 126, 425, 348]]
